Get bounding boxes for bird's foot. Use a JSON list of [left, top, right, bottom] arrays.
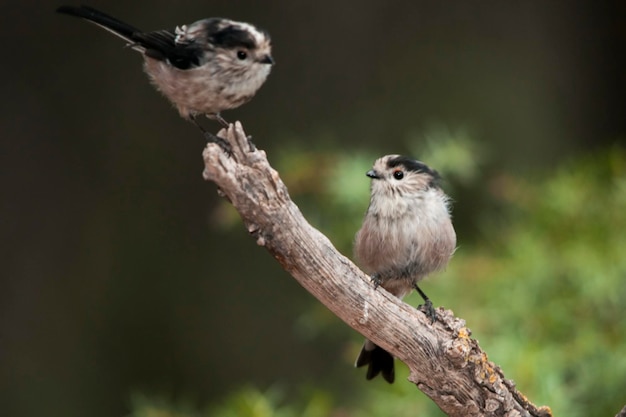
[[414, 284, 438, 324], [370, 274, 382, 289], [204, 132, 232, 155], [191, 114, 232, 155], [419, 300, 438, 324]]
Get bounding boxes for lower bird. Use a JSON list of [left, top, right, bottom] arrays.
[[354, 155, 457, 383]]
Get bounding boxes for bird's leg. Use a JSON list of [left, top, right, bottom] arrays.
[[414, 283, 437, 324], [370, 273, 382, 289], [207, 113, 256, 152], [190, 115, 232, 155], [213, 112, 230, 128]]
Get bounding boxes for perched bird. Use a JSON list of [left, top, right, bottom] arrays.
[[56, 5, 274, 129], [353, 155, 456, 383]]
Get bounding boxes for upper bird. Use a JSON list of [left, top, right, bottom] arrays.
[[353, 155, 457, 383], [56, 5, 274, 127]]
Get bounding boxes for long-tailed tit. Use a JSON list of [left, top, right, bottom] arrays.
[[353, 155, 456, 383], [56, 5, 274, 129]]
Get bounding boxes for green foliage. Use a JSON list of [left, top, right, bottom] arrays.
[[406, 124, 485, 185], [133, 139, 626, 416], [457, 146, 626, 416], [129, 388, 333, 417], [209, 387, 333, 417]]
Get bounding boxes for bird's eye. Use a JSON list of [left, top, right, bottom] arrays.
[[236, 50, 248, 60], [393, 170, 404, 180]]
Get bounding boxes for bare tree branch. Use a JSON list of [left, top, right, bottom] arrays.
[[202, 122, 553, 417]]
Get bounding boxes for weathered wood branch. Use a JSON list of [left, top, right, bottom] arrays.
[[202, 122, 553, 417]]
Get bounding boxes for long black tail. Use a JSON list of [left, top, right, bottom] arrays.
[[355, 340, 395, 383], [56, 5, 196, 67], [56, 5, 140, 43]]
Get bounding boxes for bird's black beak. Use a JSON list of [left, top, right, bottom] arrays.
[[259, 54, 274, 65], [366, 169, 380, 179]]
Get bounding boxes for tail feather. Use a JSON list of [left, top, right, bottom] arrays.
[[355, 340, 395, 383], [57, 5, 140, 44], [56, 5, 201, 68]]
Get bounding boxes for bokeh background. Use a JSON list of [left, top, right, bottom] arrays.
[[1, 1, 625, 416]]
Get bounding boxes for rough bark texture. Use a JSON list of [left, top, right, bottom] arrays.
[[202, 122, 553, 417]]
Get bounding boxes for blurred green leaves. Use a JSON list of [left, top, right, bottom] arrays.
[[130, 387, 333, 417], [407, 125, 484, 185], [449, 146, 626, 417]]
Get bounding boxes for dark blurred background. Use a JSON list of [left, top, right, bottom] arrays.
[[1, 1, 624, 416]]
